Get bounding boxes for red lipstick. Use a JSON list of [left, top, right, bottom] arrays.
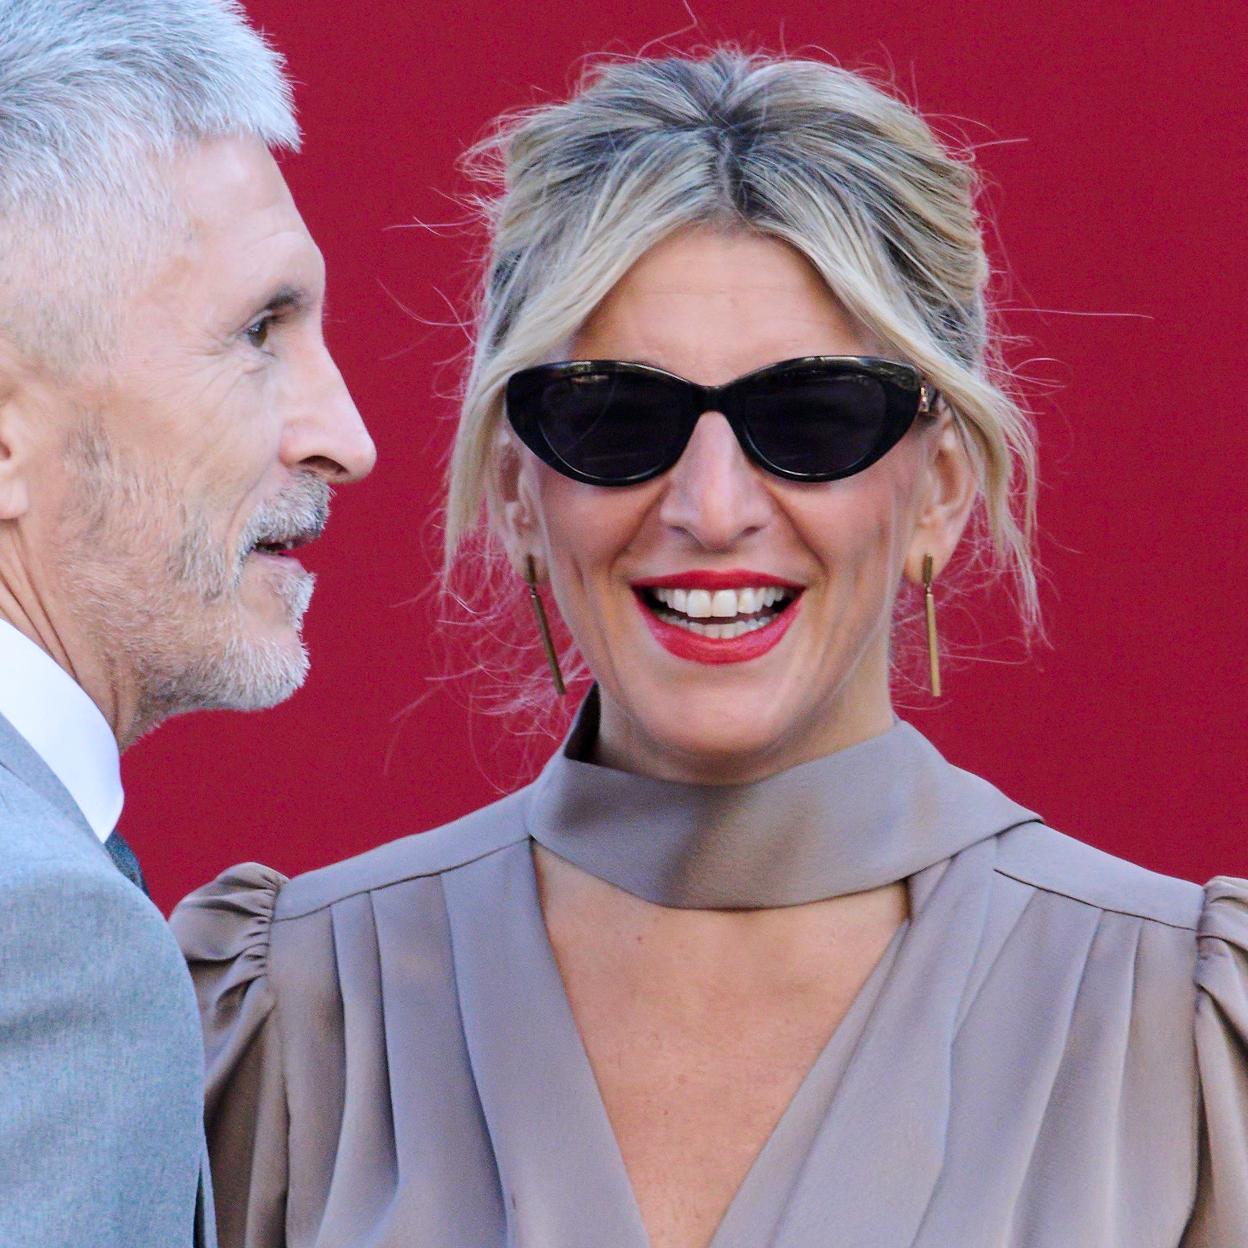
[[632, 568, 804, 591], [632, 570, 803, 665]]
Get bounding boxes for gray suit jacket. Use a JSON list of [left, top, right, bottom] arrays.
[[0, 712, 213, 1247]]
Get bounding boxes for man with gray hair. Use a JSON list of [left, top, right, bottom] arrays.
[[0, 2, 375, 1244]]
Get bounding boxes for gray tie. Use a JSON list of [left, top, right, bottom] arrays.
[[104, 828, 149, 896]]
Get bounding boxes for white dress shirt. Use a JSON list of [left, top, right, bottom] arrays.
[[0, 618, 122, 842]]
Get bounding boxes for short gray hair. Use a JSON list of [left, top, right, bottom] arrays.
[[447, 50, 1039, 632], [0, 0, 299, 372]]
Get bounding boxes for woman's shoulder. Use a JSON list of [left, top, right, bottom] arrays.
[[1193, 875, 1248, 1012], [172, 785, 532, 965], [982, 827, 1248, 1235], [989, 822, 1248, 1038], [171, 786, 536, 1085], [274, 785, 532, 922], [991, 821, 1212, 931]]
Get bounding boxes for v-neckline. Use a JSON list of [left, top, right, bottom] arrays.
[[444, 837, 914, 1248], [442, 695, 1040, 1245], [705, 917, 907, 1246]]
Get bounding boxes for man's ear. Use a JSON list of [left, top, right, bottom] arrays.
[[0, 337, 36, 522], [488, 426, 544, 575], [902, 411, 978, 585]]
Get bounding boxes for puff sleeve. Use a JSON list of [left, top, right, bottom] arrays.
[[171, 864, 290, 1248], [1183, 876, 1248, 1245]]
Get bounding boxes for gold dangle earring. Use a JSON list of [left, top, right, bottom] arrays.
[[524, 556, 566, 696], [922, 554, 942, 698]]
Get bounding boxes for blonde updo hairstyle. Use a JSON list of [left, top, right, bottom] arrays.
[[445, 49, 1038, 703]]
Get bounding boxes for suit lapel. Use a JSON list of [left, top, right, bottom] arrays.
[[1, 711, 208, 1241]]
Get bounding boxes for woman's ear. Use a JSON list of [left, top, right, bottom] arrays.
[[490, 425, 544, 575], [902, 411, 978, 584]]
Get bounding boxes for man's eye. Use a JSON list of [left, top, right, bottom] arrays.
[[244, 314, 276, 349]]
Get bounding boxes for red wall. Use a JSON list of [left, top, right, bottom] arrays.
[[125, 0, 1248, 913]]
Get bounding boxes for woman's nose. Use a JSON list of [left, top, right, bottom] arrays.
[[657, 412, 772, 549]]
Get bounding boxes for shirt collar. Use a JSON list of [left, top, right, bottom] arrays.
[[0, 618, 123, 842]]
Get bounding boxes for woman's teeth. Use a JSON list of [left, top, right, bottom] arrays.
[[647, 585, 794, 638], [652, 585, 790, 616]]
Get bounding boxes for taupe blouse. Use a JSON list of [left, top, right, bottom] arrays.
[[173, 705, 1248, 1246]]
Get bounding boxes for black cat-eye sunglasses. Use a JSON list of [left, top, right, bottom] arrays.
[[505, 355, 936, 486]]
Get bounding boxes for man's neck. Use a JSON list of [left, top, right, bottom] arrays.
[[0, 585, 133, 747]]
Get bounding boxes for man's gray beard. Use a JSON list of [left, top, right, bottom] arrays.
[[59, 420, 328, 742]]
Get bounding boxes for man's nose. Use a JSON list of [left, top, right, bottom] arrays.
[[280, 345, 376, 483], [657, 412, 772, 549]]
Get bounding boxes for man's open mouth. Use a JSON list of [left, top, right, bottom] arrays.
[[248, 530, 318, 558]]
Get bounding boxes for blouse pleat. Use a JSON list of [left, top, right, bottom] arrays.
[[372, 878, 506, 1243], [313, 895, 395, 1247]]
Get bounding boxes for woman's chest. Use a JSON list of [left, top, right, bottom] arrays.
[[543, 891, 906, 1247], [574, 990, 854, 1248]]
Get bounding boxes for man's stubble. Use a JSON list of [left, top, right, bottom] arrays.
[[57, 416, 327, 744]]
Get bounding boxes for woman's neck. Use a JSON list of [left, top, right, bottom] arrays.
[[592, 682, 895, 786]]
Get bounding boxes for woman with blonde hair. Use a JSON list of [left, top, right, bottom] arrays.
[[175, 49, 1247, 1247]]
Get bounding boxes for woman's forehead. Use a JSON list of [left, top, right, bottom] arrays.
[[571, 228, 877, 381]]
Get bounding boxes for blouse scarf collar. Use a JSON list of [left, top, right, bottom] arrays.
[[525, 688, 1040, 909]]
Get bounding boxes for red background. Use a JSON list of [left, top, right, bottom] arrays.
[[125, 0, 1248, 914]]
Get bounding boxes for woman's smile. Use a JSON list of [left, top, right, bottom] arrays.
[[631, 569, 803, 663], [513, 226, 952, 779]]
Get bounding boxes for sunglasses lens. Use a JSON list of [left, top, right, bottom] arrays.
[[525, 371, 690, 482], [509, 359, 922, 485], [734, 370, 895, 478]]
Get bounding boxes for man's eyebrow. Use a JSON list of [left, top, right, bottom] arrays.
[[253, 283, 314, 317]]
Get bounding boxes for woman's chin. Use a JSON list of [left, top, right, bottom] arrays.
[[601, 691, 823, 785]]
